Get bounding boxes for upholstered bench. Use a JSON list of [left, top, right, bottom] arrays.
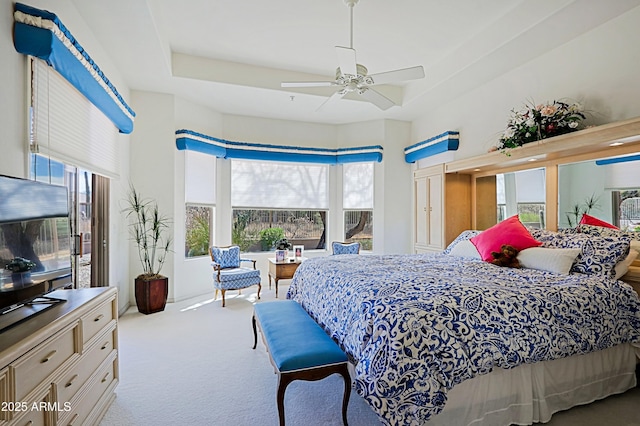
[[252, 300, 351, 426]]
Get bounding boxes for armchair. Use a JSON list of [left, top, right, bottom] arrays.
[[209, 245, 261, 307], [331, 241, 361, 255]]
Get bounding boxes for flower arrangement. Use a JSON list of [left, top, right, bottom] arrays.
[[496, 100, 586, 152]]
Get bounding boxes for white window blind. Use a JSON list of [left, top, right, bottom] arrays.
[[32, 58, 120, 178], [231, 160, 328, 209], [185, 150, 216, 204], [515, 168, 545, 203], [343, 162, 374, 209]]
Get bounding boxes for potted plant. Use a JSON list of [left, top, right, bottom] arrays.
[[5, 257, 36, 288], [123, 184, 173, 314], [275, 238, 292, 258]]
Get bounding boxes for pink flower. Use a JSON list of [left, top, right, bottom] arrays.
[[540, 105, 557, 117]]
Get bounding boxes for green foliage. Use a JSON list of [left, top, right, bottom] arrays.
[[275, 238, 292, 250], [186, 214, 209, 257], [123, 184, 172, 279], [259, 227, 285, 250], [566, 194, 600, 228], [232, 210, 257, 252], [5, 257, 36, 273]]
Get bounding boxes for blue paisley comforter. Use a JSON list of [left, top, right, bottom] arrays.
[[286, 253, 640, 426]]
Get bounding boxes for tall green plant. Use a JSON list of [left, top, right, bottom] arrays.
[[123, 185, 173, 279], [566, 194, 600, 228]]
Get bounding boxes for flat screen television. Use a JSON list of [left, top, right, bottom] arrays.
[[0, 175, 72, 328]]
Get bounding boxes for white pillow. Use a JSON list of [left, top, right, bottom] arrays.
[[448, 239, 481, 259], [615, 249, 639, 280], [517, 247, 582, 275]]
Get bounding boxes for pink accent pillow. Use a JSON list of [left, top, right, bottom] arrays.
[[470, 215, 542, 262], [579, 213, 618, 229]]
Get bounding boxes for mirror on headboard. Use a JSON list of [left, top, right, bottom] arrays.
[[558, 157, 640, 231], [496, 168, 546, 228]]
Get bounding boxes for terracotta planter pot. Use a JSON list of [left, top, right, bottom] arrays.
[[135, 276, 168, 315]]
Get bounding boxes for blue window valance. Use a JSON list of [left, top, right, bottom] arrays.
[[175, 129, 383, 164], [595, 154, 640, 166], [13, 3, 135, 134], [404, 131, 459, 163]]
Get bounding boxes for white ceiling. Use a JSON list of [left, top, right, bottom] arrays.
[[71, 0, 640, 125]]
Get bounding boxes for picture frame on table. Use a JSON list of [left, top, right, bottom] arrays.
[[275, 250, 286, 263], [293, 245, 304, 260]]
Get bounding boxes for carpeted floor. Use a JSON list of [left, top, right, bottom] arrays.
[[100, 285, 640, 426]]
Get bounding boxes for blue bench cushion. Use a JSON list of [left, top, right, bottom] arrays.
[[254, 300, 347, 372]]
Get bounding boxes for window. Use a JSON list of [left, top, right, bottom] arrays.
[[232, 209, 326, 252], [231, 160, 329, 252], [496, 169, 545, 228], [185, 205, 213, 257], [343, 163, 374, 250], [184, 151, 216, 258], [613, 190, 640, 231]]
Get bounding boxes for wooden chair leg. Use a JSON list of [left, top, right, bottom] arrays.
[[214, 288, 219, 301], [252, 314, 258, 349], [221, 289, 226, 307], [257, 282, 262, 300]]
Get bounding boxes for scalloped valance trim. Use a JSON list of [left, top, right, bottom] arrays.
[[13, 3, 135, 134], [404, 131, 459, 163], [175, 129, 383, 164]]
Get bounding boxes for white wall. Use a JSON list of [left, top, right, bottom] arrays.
[[412, 6, 640, 161], [411, 6, 640, 234]]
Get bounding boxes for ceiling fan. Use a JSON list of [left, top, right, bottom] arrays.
[[281, 0, 425, 111]]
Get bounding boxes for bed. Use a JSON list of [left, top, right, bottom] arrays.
[[286, 228, 640, 426]]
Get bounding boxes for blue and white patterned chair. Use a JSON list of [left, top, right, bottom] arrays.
[[331, 241, 361, 255], [209, 245, 261, 307]]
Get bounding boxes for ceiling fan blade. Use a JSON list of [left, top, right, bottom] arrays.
[[316, 90, 347, 112], [335, 46, 357, 76], [359, 88, 396, 111], [367, 66, 425, 85], [281, 81, 336, 88]]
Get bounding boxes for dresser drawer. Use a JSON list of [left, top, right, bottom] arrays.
[[5, 387, 53, 426], [58, 356, 117, 426], [81, 300, 115, 346], [54, 325, 116, 405], [13, 324, 79, 402]]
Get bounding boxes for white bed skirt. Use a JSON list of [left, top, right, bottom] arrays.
[[427, 343, 640, 426]]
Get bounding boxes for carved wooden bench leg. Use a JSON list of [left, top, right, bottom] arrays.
[[252, 301, 351, 426]]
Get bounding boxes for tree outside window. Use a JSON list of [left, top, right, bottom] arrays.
[[185, 205, 213, 257]]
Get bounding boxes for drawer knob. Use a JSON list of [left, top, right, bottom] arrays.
[[101, 372, 110, 383], [68, 413, 79, 425], [101, 341, 109, 350], [65, 374, 79, 388], [94, 314, 105, 322], [41, 350, 57, 363]]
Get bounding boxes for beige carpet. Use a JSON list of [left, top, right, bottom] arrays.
[[100, 285, 640, 426]]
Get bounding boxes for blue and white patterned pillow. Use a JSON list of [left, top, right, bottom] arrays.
[[332, 242, 360, 255], [211, 246, 241, 268], [578, 224, 640, 251], [528, 228, 630, 278], [443, 230, 480, 255]]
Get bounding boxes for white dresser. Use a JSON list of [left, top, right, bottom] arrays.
[[0, 287, 118, 426]]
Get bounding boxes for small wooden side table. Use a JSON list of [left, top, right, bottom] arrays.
[[268, 258, 305, 298]]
